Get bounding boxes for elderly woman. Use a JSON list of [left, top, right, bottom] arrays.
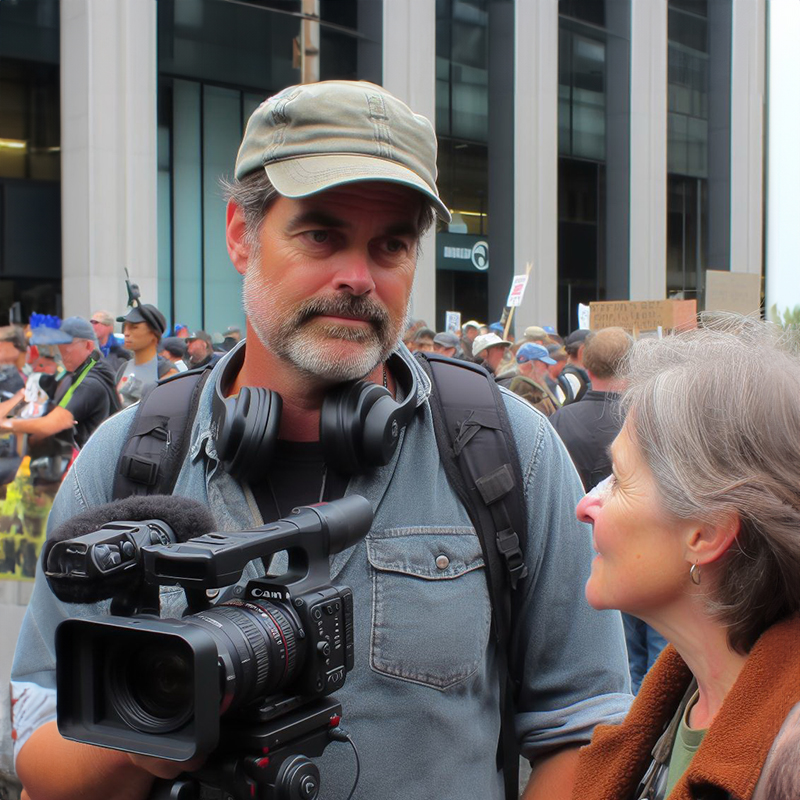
[[572, 316, 800, 800]]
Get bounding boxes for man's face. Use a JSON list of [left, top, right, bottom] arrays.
[[57, 339, 91, 372], [433, 343, 456, 358], [238, 182, 422, 382], [483, 345, 507, 372], [123, 322, 158, 353], [464, 327, 479, 343], [187, 339, 210, 364], [90, 314, 113, 343], [414, 336, 434, 353], [0, 342, 21, 366]]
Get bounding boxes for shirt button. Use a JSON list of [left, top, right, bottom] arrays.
[[435, 554, 450, 570]]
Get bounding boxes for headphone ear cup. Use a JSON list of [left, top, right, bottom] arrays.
[[321, 381, 389, 474], [361, 394, 405, 466], [214, 386, 282, 481]]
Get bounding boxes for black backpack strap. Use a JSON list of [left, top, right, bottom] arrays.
[[415, 352, 527, 800], [112, 367, 212, 500]]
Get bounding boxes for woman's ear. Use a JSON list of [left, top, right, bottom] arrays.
[[685, 512, 741, 567], [226, 201, 250, 276]]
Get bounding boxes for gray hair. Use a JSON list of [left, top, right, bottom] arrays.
[[620, 314, 800, 653], [220, 170, 437, 253]]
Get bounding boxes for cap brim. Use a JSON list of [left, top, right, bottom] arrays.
[[266, 155, 451, 223], [542, 356, 557, 365], [30, 327, 72, 345]]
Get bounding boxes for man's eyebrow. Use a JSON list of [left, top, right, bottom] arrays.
[[383, 221, 421, 239], [285, 210, 350, 230]]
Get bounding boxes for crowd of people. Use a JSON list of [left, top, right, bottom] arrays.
[[6, 78, 800, 800]]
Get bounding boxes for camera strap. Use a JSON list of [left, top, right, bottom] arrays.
[[414, 352, 528, 800]]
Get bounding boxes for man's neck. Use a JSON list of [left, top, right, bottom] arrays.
[[133, 344, 158, 366], [97, 333, 109, 347], [587, 375, 624, 393], [232, 326, 391, 442]]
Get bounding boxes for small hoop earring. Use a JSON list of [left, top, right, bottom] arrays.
[[690, 562, 702, 586]]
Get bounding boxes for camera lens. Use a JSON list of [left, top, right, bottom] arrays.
[[107, 639, 195, 734], [181, 599, 305, 715]]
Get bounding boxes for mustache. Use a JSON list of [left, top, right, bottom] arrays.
[[295, 295, 391, 329]]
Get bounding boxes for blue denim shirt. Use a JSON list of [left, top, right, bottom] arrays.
[[10, 345, 631, 798]]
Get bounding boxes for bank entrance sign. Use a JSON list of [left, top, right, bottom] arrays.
[[437, 233, 489, 272]]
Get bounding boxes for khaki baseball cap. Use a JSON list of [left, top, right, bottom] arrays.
[[235, 81, 450, 222]]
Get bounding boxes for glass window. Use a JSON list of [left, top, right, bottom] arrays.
[[559, 0, 605, 27]]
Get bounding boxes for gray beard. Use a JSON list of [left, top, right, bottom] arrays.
[[242, 265, 403, 382]]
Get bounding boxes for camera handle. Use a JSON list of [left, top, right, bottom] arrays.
[[148, 697, 344, 800]]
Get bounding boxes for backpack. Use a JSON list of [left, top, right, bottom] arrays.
[[113, 353, 529, 799]]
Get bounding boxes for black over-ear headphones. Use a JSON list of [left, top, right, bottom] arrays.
[[212, 341, 418, 480]]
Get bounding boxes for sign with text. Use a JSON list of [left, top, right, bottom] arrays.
[[506, 274, 530, 307], [445, 311, 461, 333], [589, 299, 697, 333], [704, 271, 761, 315]]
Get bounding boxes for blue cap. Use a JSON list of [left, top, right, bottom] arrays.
[[489, 322, 505, 335], [516, 342, 556, 365]]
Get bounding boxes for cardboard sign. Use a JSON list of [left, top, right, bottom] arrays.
[[589, 299, 697, 334], [704, 270, 761, 315], [445, 311, 462, 333], [506, 274, 530, 307]]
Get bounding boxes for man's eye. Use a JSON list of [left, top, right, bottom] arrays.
[[306, 231, 329, 244], [384, 239, 407, 254]]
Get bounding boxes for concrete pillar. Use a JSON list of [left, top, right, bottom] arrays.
[[60, 0, 158, 317], [765, 0, 800, 317], [382, 0, 438, 327], [629, 0, 668, 300], [513, 0, 559, 330], [730, 0, 765, 276]]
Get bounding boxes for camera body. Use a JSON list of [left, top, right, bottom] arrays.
[[54, 497, 372, 763]]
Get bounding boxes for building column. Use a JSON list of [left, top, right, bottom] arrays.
[[512, 0, 559, 330], [382, 0, 438, 328], [765, 0, 800, 317], [629, 0, 668, 300], [60, 0, 158, 317], [730, 0, 765, 277]]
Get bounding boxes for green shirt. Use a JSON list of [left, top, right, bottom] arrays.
[[666, 690, 707, 795]]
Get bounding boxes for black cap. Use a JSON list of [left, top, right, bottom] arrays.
[[159, 336, 187, 358], [117, 304, 167, 337]]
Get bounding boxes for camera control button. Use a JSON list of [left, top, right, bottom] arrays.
[[312, 607, 323, 620], [435, 554, 450, 570], [317, 641, 331, 658]]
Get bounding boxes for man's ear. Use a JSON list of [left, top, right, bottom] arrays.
[[685, 512, 740, 567], [226, 201, 251, 276]]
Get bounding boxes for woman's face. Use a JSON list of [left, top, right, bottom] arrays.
[[576, 423, 693, 617]]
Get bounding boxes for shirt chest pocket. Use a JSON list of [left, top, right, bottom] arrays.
[[366, 528, 491, 690]]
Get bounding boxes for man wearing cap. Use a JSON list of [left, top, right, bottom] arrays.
[[222, 325, 242, 352], [0, 317, 120, 452], [185, 330, 219, 369], [116, 304, 177, 408], [459, 319, 481, 361], [89, 310, 130, 373], [506, 343, 560, 417], [561, 329, 592, 404], [432, 331, 460, 358], [12, 81, 629, 800], [159, 337, 189, 372], [472, 331, 512, 376]]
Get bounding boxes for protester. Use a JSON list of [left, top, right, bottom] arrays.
[[505, 342, 559, 416], [185, 330, 218, 368], [432, 331, 460, 358], [544, 342, 569, 403], [12, 79, 629, 800], [89, 310, 130, 372], [572, 316, 800, 800], [221, 325, 242, 351], [0, 326, 28, 398], [561, 329, 591, 403], [459, 319, 481, 361], [472, 331, 511, 375], [116, 304, 176, 407], [408, 326, 435, 353], [159, 336, 189, 372], [0, 317, 120, 480]]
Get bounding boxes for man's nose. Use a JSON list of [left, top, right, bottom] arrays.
[[333, 252, 376, 296]]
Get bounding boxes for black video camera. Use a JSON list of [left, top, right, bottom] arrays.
[[53, 496, 372, 792]]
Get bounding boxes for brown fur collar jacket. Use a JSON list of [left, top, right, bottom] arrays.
[[572, 616, 800, 800]]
